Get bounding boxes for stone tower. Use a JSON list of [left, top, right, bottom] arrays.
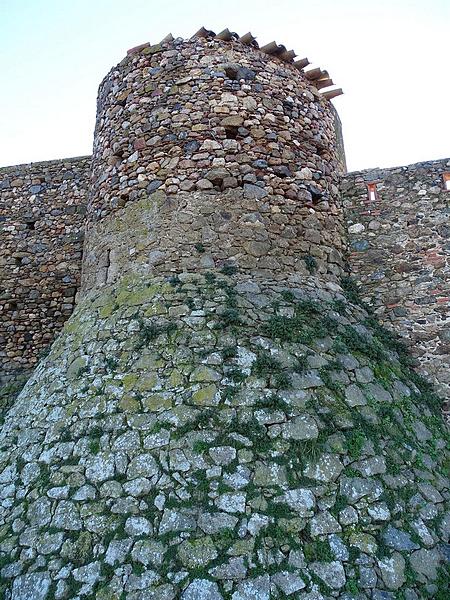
[[0, 31, 448, 600], [81, 30, 346, 294]]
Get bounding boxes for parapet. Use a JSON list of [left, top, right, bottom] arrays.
[[82, 30, 347, 293]]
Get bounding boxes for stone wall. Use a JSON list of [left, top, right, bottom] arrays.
[[0, 34, 449, 600], [1, 270, 449, 599], [342, 158, 450, 400], [83, 35, 345, 293], [0, 157, 90, 383]]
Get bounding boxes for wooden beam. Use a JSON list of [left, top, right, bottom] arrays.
[[260, 41, 285, 55], [316, 78, 334, 90], [294, 57, 310, 70], [216, 28, 233, 41], [279, 49, 296, 62], [322, 88, 344, 100], [239, 32, 257, 46], [305, 67, 327, 81], [192, 27, 215, 39]]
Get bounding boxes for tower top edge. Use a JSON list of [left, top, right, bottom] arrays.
[[121, 26, 343, 101]]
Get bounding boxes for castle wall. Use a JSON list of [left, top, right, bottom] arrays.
[[82, 36, 345, 293], [342, 158, 450, 398], [0, 158, 90, 383]]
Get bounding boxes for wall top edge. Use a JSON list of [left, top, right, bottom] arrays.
[[0, 155, 91, 174], [345, 156, 450, 178]]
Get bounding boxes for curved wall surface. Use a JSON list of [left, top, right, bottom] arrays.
[[82, 36, 346, 293], [0, 34, 449, 600]]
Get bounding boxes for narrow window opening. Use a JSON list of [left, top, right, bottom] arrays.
[[443, 173, 450, 191], [103, 249, 111, 284], [367, 182, 378, 202]]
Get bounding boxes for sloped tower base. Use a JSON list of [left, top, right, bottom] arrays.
[[0, 272, 448, 599]]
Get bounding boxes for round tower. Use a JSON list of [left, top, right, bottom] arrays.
[[1, 30, 447, 600], [81, 32, 346, 293]]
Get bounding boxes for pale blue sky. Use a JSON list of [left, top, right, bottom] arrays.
[[0, 0, 448, 171]]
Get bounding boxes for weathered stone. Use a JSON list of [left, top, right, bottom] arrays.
[[178, 536, 218, 568], [182, 579, 223, 600], [279, 488, 315, 516], [232, 575, 270, 600], [216, 493, 246, 513], [271, 571, 306, 594], [310, 561, 346, 589], [209, 446, 237, 465], [349, 532, 378, 554], [304, 454, 343, 482], [198, 512, 239, 535], [340, 477, 383, 503], [159, 510, 196, 534], [52, 501, 82, 530], [355, 456, 386, 476], [11, 572, 50, 600], [409, 547, 441, 580], [281, 415, 318, 440], [345, 384, 367, 407], [310, 511, 341, 536], [127, 454, 159, 479], [105, 538, 133, 565], [243, 183, 268, 200], [383, 525, 420, 552], [131, 540, 165, 566], [378, 553, 406, 590], [27, 498, 51, 527], [209, 557, 247, 580], [125, 516, 152, 536], [85, 452, 115, 482]]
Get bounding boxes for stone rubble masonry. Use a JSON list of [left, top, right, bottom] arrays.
[[342, 158, 450, 399], [0, 33, 449, 405], [83, 35, 346, 292], [0, 157, 90, 384], [0, 31, 449, 600]]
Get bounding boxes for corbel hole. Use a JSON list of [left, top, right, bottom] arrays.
[[225, 126, 239, 140]]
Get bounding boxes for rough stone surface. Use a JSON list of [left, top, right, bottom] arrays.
[[0, 30, 448, 600], [342, 158, 450, 401], [0, 158, 89, 385]]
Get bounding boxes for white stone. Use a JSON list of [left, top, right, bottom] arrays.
[[280, 488, 315, 516], [216, 492, 246, 513], [348, 223, 365, 234]]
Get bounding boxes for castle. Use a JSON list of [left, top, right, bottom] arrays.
[[0, 29, 448, 599]]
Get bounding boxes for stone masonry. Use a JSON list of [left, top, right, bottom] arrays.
[[83, 34, 345, 292], [0, 39, 448, 401], [342, 159, 450, 400], [0, 158, 89, 385], [0, 29, 448, 600]]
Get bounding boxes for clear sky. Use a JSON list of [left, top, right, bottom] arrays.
[[0, 0, 448, 171]]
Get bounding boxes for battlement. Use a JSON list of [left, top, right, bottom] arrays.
[[124, 27, 343, 99]]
